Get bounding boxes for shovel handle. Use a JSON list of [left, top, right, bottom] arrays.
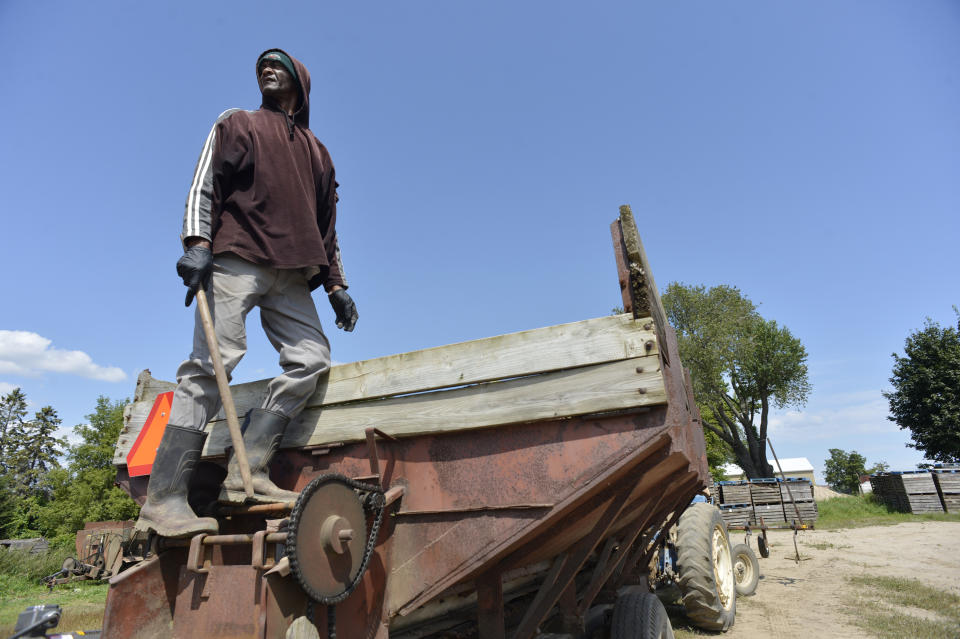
[[195, 288, 255, 500]]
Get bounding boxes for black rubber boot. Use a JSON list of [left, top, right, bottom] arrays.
[[219, 408, 301, 505], [134, 425, 219, 538]]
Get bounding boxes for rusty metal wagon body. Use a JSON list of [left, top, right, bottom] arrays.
[[102, 208, 710, 639]]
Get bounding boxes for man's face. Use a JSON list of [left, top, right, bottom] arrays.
[[258, 60, 296, 101]]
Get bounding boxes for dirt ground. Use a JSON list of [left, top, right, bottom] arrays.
[[686, 521, 960, 638]]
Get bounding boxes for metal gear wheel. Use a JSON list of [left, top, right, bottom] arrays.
[[287, 473, 381, 604]]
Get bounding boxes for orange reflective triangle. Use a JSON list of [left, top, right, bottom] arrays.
[[126, 391, 174, 477]]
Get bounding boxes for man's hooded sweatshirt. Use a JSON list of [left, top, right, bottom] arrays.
[[182, 48, 346, 291]]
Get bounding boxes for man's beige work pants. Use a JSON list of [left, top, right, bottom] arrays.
[[168, 252, 331, 430]]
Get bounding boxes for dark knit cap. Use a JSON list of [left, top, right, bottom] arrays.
[[257, 50, 297, 81]]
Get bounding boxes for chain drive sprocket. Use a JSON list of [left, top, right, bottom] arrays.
[[287, 473, 385, 606]]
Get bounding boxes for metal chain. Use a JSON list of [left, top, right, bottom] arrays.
[[305, 599, 339, 639], [288, 473, 386, 607]]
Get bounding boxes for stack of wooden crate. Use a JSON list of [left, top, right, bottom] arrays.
[[751, 479, 786, 524], [869, 473, 897, 510], [716, 481, 752, 527], [714, 478, 818, 526], [718, 482, 751, 505], [932, 470, 960, 513], [718, 503, 753, 526], [779, 478, 818, 522], [870, 472, 944, 513]]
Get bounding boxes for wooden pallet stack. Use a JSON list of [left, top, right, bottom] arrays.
[[718, 503, 753, 526], [718, 481, 751, 505], [750, 479, 786, 524], [870, 472, 943, 513], [716, 481, 753, 527], [779, 478, 818, 523], [715, 478, 818, 526], [869, 474, 897, 510], [932, 470, 960, 513]]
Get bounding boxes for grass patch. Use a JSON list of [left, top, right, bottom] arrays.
[[0, 581, 108, 636], [0, 546, 74, 587], [816, 494, 960, 529], [0, 547, 108, 636], [844, 574, 960, 639]]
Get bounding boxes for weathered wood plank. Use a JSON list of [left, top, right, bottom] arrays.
[[311, 313, 656, 407], [211, 355, 664, 454], [617, 206, 670, 367], [114, 354, 665, 461], [719, 484, 751, 504], [114, 314, 659, 463], [750, 484, 781, 504], [610, 222, 634, 315], [132, 314, 655, 413], [934, 472, 960, 493]]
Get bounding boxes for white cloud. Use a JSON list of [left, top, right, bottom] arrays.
[[0, 382, 17, 395], [768, 391, 894, 441], [0, 331, 126, 382], [764, 389, 931, 479], [57, 425, 85, 449]]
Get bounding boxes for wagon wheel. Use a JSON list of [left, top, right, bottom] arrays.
[[675, 503, 736, 632], [730, 543, 759, 596], [611, 589, 675, 639], [757, 532, 770, 558], [61, 557, 79, 574]]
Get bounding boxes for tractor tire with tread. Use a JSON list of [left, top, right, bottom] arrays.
[[675, 502, 736, 632], [611, 589, 675, 639]]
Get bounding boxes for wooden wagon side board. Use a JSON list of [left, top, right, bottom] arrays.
[[114, 314, 665, 464], [314, 313, 658, 405], [611, 205, 671, 367], [238, 354, 664, 453]]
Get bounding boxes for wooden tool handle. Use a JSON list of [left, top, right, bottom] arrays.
[[195, 288, 255, 500]]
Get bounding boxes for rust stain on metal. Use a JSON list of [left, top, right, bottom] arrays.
[[103, 213, 709, 638]]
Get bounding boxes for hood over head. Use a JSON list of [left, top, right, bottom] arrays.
[[256, 47, 311, 127]]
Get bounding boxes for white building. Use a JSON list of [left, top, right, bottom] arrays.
[[721, 457, 816, 484]]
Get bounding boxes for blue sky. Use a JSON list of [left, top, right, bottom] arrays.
[[1, 1, 957, 481]]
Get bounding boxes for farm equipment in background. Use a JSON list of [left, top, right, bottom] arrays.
[[41, 523, 144, 589]]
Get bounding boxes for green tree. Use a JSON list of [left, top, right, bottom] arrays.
[[0, 390, 30, 536], [700, 405, 734, 482], [0, 388, 28, 470], [0, 474, 22, 537], [883, 314, 960, 463], [6, 406, 67, 498], [869, 460, 890, 474], [35, 397, 139, 542], [663, 283, 811, 479], [823, 448, 869, 494]]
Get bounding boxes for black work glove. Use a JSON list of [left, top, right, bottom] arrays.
[[328, 289, 358, 332], [176, 246, 214, 307]]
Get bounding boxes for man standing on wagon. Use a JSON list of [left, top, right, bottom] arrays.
[[135, 48, 358, 538]]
